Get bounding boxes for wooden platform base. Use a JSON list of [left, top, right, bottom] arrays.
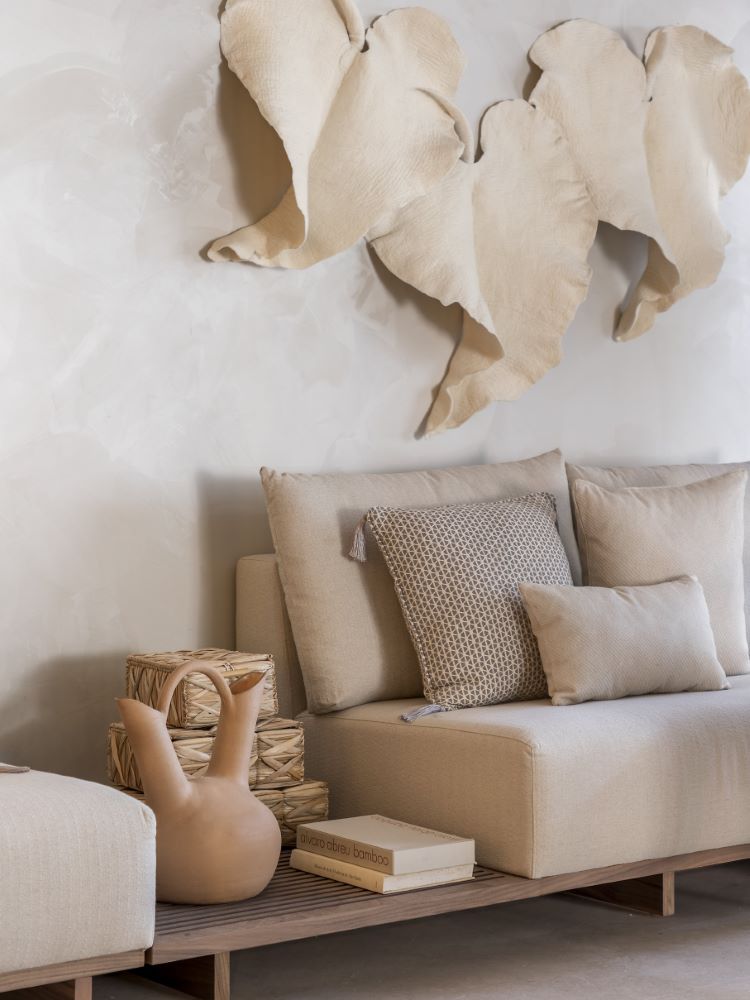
[[133, 844, 750, 999], [18, 979, 92, 1000], [5, 845, 748, 1000], [0, 951, 143, 997], [573, 871, 675, 916], [133, 954, 230, 1000]]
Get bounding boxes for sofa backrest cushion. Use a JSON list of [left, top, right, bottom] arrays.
[[567, 459, 750, 642], [237, 554, 308, 719], [261, 451, 580, 713], [572, 471, 749, 676]]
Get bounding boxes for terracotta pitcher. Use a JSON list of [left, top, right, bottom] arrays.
[[117, 660, 281, 904]]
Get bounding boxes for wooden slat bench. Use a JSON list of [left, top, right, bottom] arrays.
[[5, 844, 748, 1000], [131, 843, 750, 1000]]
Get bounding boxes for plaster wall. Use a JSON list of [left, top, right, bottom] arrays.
[[1, 0, 749, 777]]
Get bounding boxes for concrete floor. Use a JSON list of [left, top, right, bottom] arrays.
[[90, 861, 750, 1000]]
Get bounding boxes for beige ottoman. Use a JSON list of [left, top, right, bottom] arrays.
[[0, 769, 155, 980]]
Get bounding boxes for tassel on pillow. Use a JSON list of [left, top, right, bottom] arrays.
[[400, 704, 449, 723], [349, 512, 370, 562]]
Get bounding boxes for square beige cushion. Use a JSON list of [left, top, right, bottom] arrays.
[[261, 451, 580, 713], [520, 576, 728, 705], [0, 771, 155, 974], [567, 459, 750, 638], [367, 493, 573, 709], [572, 471, 749, 676], [302, 677, 750, 878]]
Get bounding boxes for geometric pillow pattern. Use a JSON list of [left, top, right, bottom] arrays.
[[367, 493, 573, 709]]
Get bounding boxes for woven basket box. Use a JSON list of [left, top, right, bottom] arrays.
[[125, 648, 278, 728], [259, 779, 329, 845], [118, 779, 329, 847], [108, 717, 304, 792]]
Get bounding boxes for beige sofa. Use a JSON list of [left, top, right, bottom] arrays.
[[238, 553, 750, 879]]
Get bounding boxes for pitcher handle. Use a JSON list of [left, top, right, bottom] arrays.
[[156, 659, 238, 719]]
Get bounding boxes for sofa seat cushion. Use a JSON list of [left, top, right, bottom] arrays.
[[302, 677, 750, 879], [0, 771, 156, 975]]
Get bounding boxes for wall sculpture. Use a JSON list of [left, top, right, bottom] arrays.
[[529, 20, 750, 342], [207, 0, 466, 269], [208, 2, 750, 433], [367, 100, 598, 435]]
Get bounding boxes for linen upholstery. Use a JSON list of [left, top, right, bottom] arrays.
[[237, 554, 307, 719], [567, 458, 750, 639], [572, 471, 750, 676], [520, 576, 727, 705], [0, 770, 155, 974], [302, 677, 750, 878], [261, 450, 580, 713], [368, 493, 572, 708]]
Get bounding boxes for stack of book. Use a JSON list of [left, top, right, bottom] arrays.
[[106, 647, 329, 844], [291, 814, 475, 894]]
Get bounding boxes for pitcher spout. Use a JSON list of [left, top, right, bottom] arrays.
[[207, 670, 269, 782], [117, 698, 191, 812]]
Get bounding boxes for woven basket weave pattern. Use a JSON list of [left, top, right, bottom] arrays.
[[125, 648, 278, 728], [116, 647, 328, 845], [258, 780, 330, 845], [108, 719, 304, 792], [117, 779, 329, 847]]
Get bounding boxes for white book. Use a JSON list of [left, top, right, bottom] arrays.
[[290, 849, 475, 894], [295, 814, 475, 875]]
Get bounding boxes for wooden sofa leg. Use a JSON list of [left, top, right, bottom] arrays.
[[135, 953, 230, 1000], [23, 978, 93, 1000], [571, 871, 676, 916]]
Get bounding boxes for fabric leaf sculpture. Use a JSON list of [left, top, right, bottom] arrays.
[[208, 5, 750, 433], [368, 100, 598, 434], [208, 0, 467, 268], [530, 20, 750, 341]]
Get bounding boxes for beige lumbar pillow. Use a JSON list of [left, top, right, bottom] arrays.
[[572, 470, 749, 676], [520, 576, 728, 706], [365, 492, 573, 715]]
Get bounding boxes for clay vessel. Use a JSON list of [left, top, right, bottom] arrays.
[[117, 660, 281, 904]]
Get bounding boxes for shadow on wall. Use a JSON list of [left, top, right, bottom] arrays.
[[366, 245, 464, 438], [0, 475, 273, 782], [0, 652, 127, 782], [596, 223, 650, 333], [213, 55, 291, 234], [0, 472, 273, 781], [197, 472, 273, 650]]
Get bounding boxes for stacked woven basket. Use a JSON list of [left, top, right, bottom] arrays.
[[107, 647, 329, 845]]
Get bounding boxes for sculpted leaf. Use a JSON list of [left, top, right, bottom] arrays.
[[530, 20, 750, 340], [369, 100, 598, 434], [208, 0, 466, 268]]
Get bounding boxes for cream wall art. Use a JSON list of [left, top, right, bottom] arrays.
[[207, 0, 466, 269], [529, 20, 750, 343], [208, 0, 750, 433], [367, 101, 598, 434]]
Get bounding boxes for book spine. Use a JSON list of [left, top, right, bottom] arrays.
[[295, 827, 396, 874], [290, 849, 386, 892]]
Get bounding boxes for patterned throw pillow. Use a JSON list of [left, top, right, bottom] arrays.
[[361, 493, 573, 716]]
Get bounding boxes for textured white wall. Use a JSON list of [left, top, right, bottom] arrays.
[[1, 0, 749, 778]]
